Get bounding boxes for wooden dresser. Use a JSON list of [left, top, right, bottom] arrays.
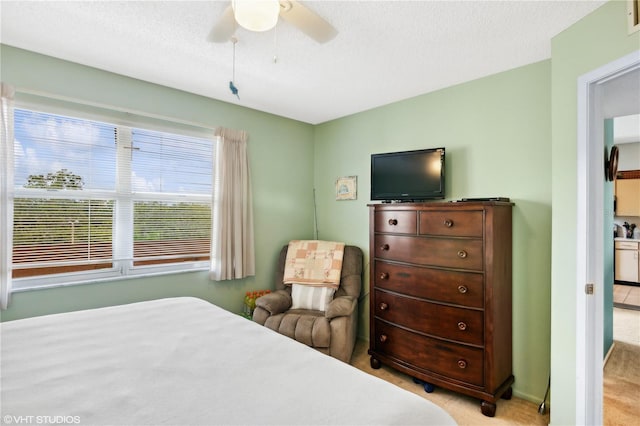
[[368, 201, 513, 417]]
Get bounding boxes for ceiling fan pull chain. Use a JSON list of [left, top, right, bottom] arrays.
[[229, 37, 240, 99], [273, 23, 278, 64], [232, 36, 236, 81]]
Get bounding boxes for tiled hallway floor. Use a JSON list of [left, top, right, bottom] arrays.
[[613, 284, 640, 310]]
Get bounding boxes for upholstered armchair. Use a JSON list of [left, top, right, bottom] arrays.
[[253, 244, 363, 363]]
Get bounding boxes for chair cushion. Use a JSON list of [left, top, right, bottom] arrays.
[[324, 296, 357, 319], [263, 312, 331, 348], [290, 284, 335, 311], [273, 245, 363, 300], [254, 290, 291, 315]]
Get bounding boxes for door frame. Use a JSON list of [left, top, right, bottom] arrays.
[[575, 49, 640, 425]]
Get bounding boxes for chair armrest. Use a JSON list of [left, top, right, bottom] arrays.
[[255, 290, 291, 315], [325, 296, 357, 320]]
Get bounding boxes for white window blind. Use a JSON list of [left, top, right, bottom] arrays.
[[130, 128, 212, 266], [133, 201, 211, 265], [11, 108, 214, 286], [13, 198, 114, 278], [12, 109, 117, 278]]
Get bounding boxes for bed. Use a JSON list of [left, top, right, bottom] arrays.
[[1, 297, 456, 425]]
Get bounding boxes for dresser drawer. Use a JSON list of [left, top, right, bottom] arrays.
[[374, 235, 483, 270], [372, 260, 484, 308], [374, 320, 484, 387], [374, 290, 483, 345], [374, 210, 417, 234], [374, 261, 484, 308], [419, 210, 483, 237]]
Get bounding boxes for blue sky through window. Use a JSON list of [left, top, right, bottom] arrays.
[[14, 109, 116, 190], [132, 128, 212, 195], [14, 109, 212, 194]]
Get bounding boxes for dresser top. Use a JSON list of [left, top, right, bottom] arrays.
[[368, 200, 514, 209]]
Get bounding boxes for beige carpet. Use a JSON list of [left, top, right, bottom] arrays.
[[350, 308, 639, 425], [350, 340, 549, 425], [604, 307, 640, 425], [604, 341, 640, 425]]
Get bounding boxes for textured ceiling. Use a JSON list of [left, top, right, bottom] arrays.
[[0, 1, 606, 124]]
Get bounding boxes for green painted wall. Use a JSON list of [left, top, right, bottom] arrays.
[[550, 1, 640, 424], [2, 1, 638, 419], [314, 60, 552, 403], [0, 45, 316, 321]]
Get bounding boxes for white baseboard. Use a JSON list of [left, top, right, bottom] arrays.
[[603, 341, 616, 367]]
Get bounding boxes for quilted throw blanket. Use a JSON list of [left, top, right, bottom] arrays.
[[283, 240, 345, 288]]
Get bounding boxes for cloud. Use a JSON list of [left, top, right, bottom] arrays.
[[132, 171, 156, 192], [13, 139, 44, 183], [15, 110, 117, 188]]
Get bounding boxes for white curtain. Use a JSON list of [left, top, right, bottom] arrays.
[[210, 127, 255, 281], [0, 83, 15, 309]]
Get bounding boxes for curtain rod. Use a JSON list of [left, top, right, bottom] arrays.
[[14, 87, 218, 132]]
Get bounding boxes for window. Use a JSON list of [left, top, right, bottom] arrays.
[[12, 108, 214, 288]]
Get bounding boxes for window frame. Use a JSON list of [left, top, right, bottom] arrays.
[[11, 98, 215, 291]]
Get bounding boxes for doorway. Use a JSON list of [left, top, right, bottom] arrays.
[[577, 51, 640, 425]]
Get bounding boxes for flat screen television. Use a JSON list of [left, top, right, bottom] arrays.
[[370, 147, 445, 202]]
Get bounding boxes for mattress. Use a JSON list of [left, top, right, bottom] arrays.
[[1, 297, 456, 425]]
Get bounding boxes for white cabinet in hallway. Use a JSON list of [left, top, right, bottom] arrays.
[[615, 240, 640, 283]]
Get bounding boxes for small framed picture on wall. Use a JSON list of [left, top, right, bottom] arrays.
[[336, 176, 357, 200]]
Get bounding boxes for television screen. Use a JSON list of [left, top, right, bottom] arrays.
[[371, 148, 445, 201]]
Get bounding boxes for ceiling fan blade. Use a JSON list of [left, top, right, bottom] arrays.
[[207, 4, 236, 43], [279, 1, 337, 43]]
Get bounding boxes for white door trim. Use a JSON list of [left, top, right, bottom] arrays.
[[575, 49, 640, 425]]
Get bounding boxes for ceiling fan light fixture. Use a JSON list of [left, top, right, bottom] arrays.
[[232, 0, 280, 32]]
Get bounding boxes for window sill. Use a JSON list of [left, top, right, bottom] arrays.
[[11, 262, 210, 293]]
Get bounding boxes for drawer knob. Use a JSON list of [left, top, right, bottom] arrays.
[[457, 285, 468, 294], [444, 219, 454, 228], [381, 244, 390, 251], [379, 302, 389, 311], [457, 359, 467, 369], [379, 272, 389, 280], [457, 321, 467, 331], [379, 334, 388, 343], [457, 250, 468, 259], [388, 218, 398, 226]]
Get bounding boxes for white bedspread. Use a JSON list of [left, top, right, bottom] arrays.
[[0, 297, 456, 426]]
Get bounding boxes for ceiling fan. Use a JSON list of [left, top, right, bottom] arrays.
[[208, 0, 338, 44]]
